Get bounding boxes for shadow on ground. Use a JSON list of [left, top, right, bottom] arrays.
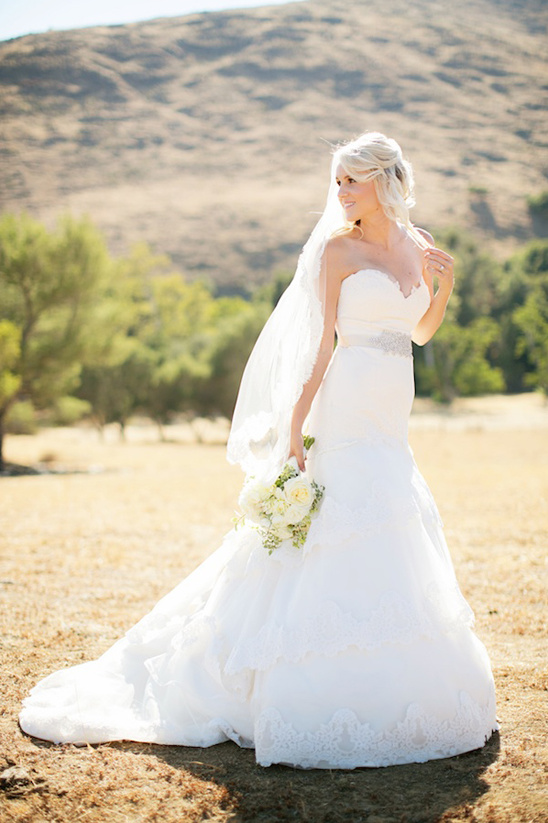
[[115, 731, 501, 823]]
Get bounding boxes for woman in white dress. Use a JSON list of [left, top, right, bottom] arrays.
[[19, 132, 498, 769]]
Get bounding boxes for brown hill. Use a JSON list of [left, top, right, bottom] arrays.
[[0, 0, 546, 291]]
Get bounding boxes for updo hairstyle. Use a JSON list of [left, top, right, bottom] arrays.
[[333, 131, 428, 247]]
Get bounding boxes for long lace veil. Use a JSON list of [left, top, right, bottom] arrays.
[[227, 158, 343, 482]]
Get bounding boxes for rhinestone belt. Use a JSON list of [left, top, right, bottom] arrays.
[[338, 330, 413, 359]]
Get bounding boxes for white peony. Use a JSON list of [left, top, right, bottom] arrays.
[[239, 480, 271, 521], [272, 497, 289, 515]]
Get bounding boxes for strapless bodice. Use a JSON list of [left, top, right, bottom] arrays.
[[336, 268, 430, 345]]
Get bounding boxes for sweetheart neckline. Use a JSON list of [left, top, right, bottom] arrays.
[[343, 268, 424, 300]]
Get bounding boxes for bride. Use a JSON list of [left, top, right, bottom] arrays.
[[19, 132, 498, 769]]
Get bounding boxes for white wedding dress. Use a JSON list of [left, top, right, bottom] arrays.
[[19, 268, 498, 768]]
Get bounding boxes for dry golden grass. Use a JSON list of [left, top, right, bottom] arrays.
[[1, 395, 547, 822]]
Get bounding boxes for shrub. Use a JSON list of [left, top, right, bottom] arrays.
[[527, 191, 548, 220], [5, 401, 37, 435]]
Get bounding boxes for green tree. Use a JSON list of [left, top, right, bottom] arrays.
[[253, 270, 293, 308], [413, 235, 507, 401], [195, 299, 270, 418], [78, 336, 154, 437], [505, 239, 548, 280], [139, 272, 216, 433], [0, 320, 22, 464], [77, 245, 220, 437], [415, 316, 504, 402], [497, 239, 548, 391], [514, 278, 548, 394], [146, 353, 208, 439], [436, 228, 503, 326], [527, 191, 548, 236], [0, 213, 108, 467], [75, 243, 160, 436]]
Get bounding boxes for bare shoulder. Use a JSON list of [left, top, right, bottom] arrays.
[[326, 234, 353, 256], [414, 226, 435, 246], [325, 234, 356, 280]]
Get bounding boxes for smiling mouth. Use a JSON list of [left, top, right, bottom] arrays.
[[342, 202, 356, 209]]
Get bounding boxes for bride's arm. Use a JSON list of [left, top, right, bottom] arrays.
[[412, 237, 454, 346], [289, 247, 343, 470]]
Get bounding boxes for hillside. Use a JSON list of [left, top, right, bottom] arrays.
[[0, 0, 546, 291]]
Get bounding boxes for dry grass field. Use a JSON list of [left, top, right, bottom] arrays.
[[1, 395, 547, 822]]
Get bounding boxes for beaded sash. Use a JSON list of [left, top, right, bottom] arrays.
[[337, 330, 413, 359]]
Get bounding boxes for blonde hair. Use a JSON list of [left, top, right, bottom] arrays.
[[332, 132, 429, 248]]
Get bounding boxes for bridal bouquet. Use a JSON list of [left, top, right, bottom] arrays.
[[235, 436, 324, 554]]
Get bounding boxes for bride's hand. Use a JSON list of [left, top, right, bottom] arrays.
[[288, 430, 306, 472], [424, 247, 454, 296]]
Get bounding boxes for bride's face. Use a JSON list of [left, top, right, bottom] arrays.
[[335, 163, 381, 223]]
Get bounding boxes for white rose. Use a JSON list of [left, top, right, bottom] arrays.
[[283, 476, 314, 510], [269, 516, 293, 540], [283, 503, 309, 525]]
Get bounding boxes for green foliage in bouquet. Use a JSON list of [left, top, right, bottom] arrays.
[[235, 435, 325, 554]]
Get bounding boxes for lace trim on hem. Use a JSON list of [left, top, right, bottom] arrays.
[[254, 693, 499, 769]]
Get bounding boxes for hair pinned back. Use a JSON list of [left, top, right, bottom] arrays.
[[332, 132, 429, 249]]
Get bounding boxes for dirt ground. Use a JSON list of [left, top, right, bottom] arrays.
[[1, 395, 547, 822]]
